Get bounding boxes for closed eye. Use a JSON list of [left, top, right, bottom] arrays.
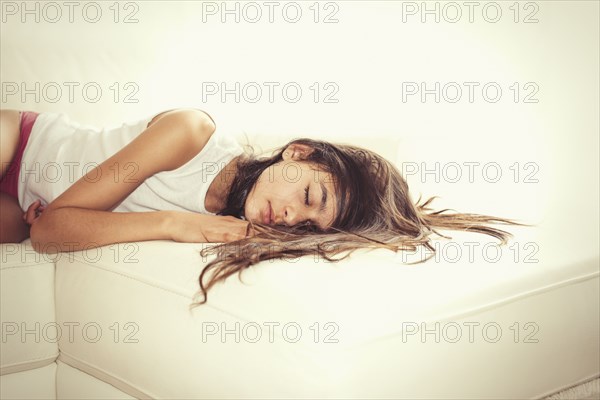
[[303, 187, 320, 230]]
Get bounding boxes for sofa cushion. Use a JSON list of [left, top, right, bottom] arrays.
[[50, 230, 599, 399], [1, 243, 58, 375], [0, 362, 56, 399]]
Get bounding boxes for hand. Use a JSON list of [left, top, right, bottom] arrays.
[[168, 212, 255, 243], [23, 200, 46, 227]]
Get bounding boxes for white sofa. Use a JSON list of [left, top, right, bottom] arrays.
[[2, 1, 599, 398], [1, 222, 598, 399]]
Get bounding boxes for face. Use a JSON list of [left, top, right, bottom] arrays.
[[243, 144, 337, 231]]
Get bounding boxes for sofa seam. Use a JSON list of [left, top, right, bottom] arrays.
[[352, 270, 600, 349], [59, 258, 269, 323], [58, 351, 154, 399], [59, 258, 193, 300], [1, 352, 59, 369], [1, 263, 55, 270]]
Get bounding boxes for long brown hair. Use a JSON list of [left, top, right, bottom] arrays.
[[190, 138, 529, 309]]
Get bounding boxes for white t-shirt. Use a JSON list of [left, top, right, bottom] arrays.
[[18, 112, 244, 213]]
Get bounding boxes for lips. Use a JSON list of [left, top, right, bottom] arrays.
[[262, 201, 273, 225]]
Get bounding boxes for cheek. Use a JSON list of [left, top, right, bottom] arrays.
[[256, 170, 295, 198], [244, 164, 304, 212], [242, 177, 261, 217], [271, 179, 301, 201]]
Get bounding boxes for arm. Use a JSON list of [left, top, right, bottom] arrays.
[[31, 109, 216, 253]]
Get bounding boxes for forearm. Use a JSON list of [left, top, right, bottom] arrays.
[[31, 207, 173, 253]]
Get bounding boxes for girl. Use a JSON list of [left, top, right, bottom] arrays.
[[0, 108, 527, 305]]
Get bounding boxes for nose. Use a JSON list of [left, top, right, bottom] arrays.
[[283, 206, 303, 226]]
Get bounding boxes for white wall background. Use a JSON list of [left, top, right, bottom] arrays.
[[1, 0, 598, 258]]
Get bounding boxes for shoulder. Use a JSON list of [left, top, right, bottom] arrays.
[[147, 108, 216, 135], [142, 109, 217, 172]]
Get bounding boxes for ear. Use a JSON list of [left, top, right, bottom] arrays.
[[282, 143, 314, 161]]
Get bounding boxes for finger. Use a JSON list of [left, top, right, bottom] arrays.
[[222, 231, 243, 243], [26, 201, 42, 225], [25, 213, 35, 226], [199, 231, 208, 243], [37, 206, 46, 217], [25, 204, 38, 225], [26, 200, 40, 212], [245, 223, 256, 238]]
